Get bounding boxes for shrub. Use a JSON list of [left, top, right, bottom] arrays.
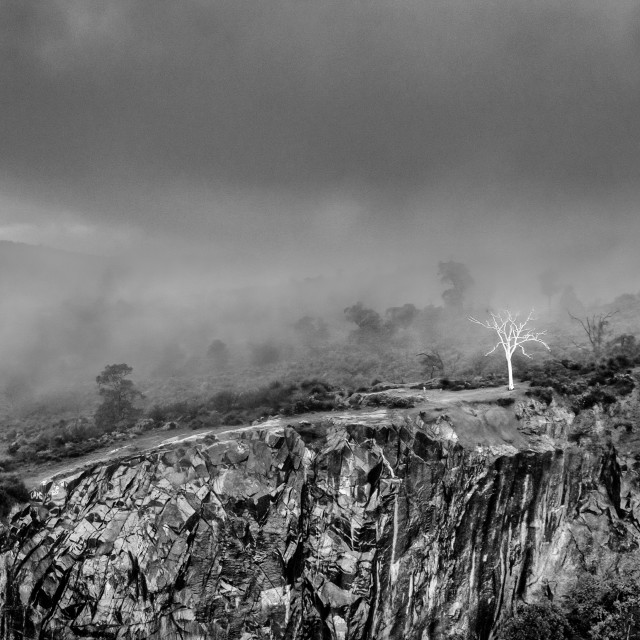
[[239, 383, 296, 413], [15, 445, 37, 463], [0, 474, 29, 518], [525, 387, 554, 405], [571, 387, 617, 413], [565, 572, 640, 640], [222, 412, 244, 426], [523, 358, 636, 414], [210, 390, 238, 414], [0, 458, 18, 473], [147, 404, 168, 424], [299, 379, 333, 394], [145, 399, 201, 423], [611, 374, 636, 397], [501, 602, 572, 640]]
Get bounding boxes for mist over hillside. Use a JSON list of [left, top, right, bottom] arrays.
[[0, 236, 637, 421]]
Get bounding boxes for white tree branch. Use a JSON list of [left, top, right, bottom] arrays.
[[468, 309, 550, 389], [485, 343, 501, 356]]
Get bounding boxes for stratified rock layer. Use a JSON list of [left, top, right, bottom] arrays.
[[2, 392, 640, 639]]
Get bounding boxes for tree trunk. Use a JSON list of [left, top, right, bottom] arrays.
[[506, 356, 514, 390]]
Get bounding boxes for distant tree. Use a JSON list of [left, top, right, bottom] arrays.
[[417, 350, 445, 378], [569, 311, 618, 361], [558, 285, 585, 317], [151, 343, 186, 377], [418, 304, 446, 343], [94, 364, 144, 431], [249, 342, 281, 367], [386, 304, 419, 332], [606, 334, 639, 361], [344, 302, 385, 342], [469, 310, 550, 390], [293, 316, 329, 345], [612, 293, 640, 312], [438, 261, 474, 311], [538, 269, 561, 312], [207, 339, 230, 368]]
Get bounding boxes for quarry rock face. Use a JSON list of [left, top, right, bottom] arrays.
[[2, 389, 640, 639]]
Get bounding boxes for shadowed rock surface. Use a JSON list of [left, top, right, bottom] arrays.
[[1, 387, 640, 639]]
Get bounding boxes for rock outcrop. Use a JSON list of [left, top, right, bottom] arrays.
[[2, 387, 640, 639]]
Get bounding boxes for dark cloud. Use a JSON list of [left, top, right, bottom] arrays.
[[3, 0, 640, 190], [1, 0, 640, 293]]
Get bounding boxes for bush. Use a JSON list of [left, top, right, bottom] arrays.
[[525, 387, 554, 405], [207, 339, 230, 368], [523, 358, 636, 414], [565, 572, 640, 640], [0, 474, 29, 518], [610, 373, 636, 397], [299, 378, 334, 394], [210, 390, 238, 414], [147, 404, 168, 424], [501, 602, 572, 640], [222, 412, 245, 426], [239, 382, 297, 412], [149, 400, 200, 422], [571, 387, 618, 414], [0, 458, 18, 473]]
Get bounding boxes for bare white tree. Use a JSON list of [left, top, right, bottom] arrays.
[[468, 310, 550, 390]]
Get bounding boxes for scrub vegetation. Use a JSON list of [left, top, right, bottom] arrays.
[[1, 257, 639, 475]]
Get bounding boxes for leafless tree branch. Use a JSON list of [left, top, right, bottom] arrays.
[[469, 309, 550, 389]]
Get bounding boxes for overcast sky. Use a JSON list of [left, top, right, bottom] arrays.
[[2, 0, 640, 298]]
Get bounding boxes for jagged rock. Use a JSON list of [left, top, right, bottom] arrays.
[[2, 389, 640, 639]]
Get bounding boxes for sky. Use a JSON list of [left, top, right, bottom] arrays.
[[1, 0, 640, 301]]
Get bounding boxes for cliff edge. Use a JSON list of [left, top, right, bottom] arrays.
[[1, 386, 639, 639]]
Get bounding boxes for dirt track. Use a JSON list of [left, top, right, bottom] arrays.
[[21, 383, 529, 489]]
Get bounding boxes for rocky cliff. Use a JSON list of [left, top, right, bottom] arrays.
[[2, 386, 640, 640]]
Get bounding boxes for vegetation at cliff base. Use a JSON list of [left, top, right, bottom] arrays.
[[500, 572, 640, 640], [501, 602, 572, 640]]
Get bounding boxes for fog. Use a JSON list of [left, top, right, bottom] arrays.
[[0, 238, 633, 403], [1, 1, 639, 408]]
